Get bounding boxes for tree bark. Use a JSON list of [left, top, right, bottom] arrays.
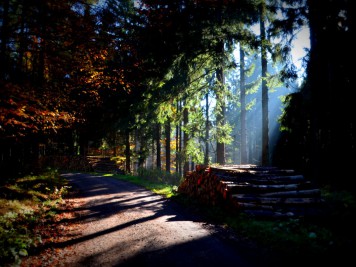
[[239, 46, 247, 164], [260, 2, 270, 166], [165, 119, 171, 173], [204, 92, 210, 165], [183, 102, 190, 173], [156, 123, 161, 170], [216, 41, 226, 165], [125, 130, 131, 173], [0, 0, 10, 79]]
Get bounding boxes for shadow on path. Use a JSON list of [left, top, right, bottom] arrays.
[[35, 173, 269, 267]]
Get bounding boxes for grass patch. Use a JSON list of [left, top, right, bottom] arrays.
[[111, 173, 178, 198]]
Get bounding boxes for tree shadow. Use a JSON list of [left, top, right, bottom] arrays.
[[29, 173, 268, 267]]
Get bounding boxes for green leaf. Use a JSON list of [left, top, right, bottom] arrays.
[[19, 248, 28, 257]]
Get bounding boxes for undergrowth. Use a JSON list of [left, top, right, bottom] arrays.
[[0, 169, 69, 266]]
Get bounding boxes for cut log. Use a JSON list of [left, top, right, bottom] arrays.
[[231, 196, 322, 205], [225, 182, 312, 194], [178, 164, 323, 218], [233, 202, 274, 210], [259, 189, 321, 197]]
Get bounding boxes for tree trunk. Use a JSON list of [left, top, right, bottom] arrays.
[[17, 0, 27, 77], [176, 124, 180, 173], [215, 1, 226, 165], [0, 0, 10, 79], [138, 130, 146, 169], [306, 0, 355, 190], [183, 102, 190, 173], [204, 92, 210, 165], [165, 119, 171, 173], [260, 2, 270, 166], [125, 130, 131, 173], [37, 1, 47, 85], [239, 45, 247, 164], [216, 71, 226, 164], [216, 42, 226, 165], [156, 123, 161, 170], [176, 100, 182, 175]]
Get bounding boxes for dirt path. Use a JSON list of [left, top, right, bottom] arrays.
[[21, 173, 266, 267]]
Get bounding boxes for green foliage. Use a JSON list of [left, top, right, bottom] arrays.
[[111, 170, 180, 198], [0, 205, 35, 266], [245, 78, 261, 95], [246, 98, 257, 111], [136, 167, 182, 187], [212, 122, 233, 144], [185, 139, 204, 164], [266, 73, 284, 92], [245, 62, 257, 78], [0, 170, 69, 266]]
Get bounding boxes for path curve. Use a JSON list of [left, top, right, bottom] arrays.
[[23, 173, 267, 267]]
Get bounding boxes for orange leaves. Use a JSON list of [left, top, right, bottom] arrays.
[[76, 46, 133, 99], [93, 49, 108, 61], [0, 82, 77, 137]]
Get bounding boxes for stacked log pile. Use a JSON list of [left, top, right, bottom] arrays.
[[178, 164, 323, 218], [178, 165, 225, 206]]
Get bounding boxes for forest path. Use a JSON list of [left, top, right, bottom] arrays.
[[21, 172, 266, 267]]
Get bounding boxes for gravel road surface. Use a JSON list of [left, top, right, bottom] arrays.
[[23, 172, 268, 267]]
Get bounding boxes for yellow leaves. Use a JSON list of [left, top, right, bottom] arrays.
[[15, 107, 29, 119], [93, 49, 108, 60]]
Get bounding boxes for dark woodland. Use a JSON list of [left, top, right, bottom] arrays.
[[0, 0, 354, 189]]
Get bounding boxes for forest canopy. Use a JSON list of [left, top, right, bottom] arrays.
[[0, 0, 354, 192]]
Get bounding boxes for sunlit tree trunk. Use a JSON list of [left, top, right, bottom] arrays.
[[133, 129, 139, 173], [176, 100, 182, 175], [156, 123, 161, 170], [175, 123, 180, 173], [165, 119, 171, 173], [260, 2, 270, 166], [240, 45, 247, 164], [204, 92, 210, 165], [216, 58, 226, 165], [215, 2, 226, 165]]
